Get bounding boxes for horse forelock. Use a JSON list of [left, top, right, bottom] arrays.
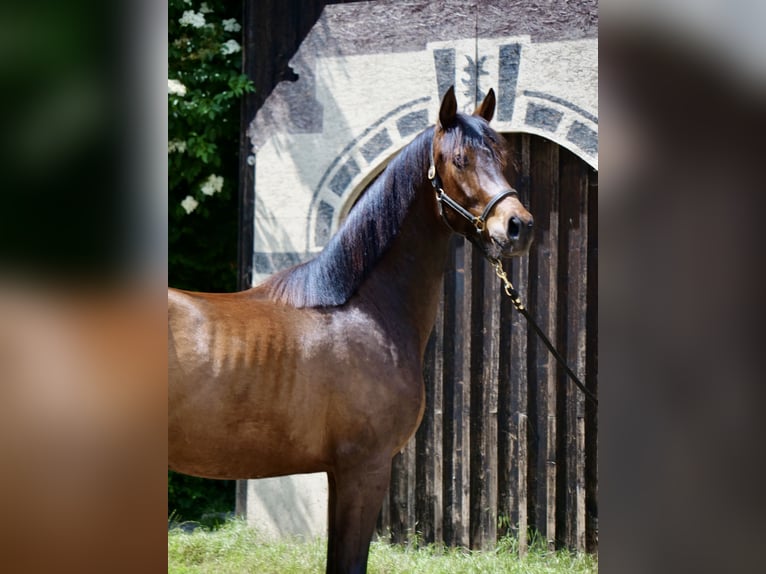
[[440, 113, 507, 167], [261, 128, 434, 308]]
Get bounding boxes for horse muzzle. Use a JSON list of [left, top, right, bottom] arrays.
[[486, 210, 534, 258]]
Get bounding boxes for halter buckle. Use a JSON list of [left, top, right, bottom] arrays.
[[428, 165, 436, 181]]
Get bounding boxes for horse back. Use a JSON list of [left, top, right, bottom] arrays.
[[167, 288, 424, 479]]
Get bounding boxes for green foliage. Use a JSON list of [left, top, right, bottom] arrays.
[[168, 519, 598, 574], [168, 0, 252, 521], [168, 472, 235, 527], [168, 0, 253, 293]]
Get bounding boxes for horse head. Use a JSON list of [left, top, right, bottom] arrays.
[[430, 86, 534, 259]]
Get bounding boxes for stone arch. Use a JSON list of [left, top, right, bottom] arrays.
[[306, 97, 432, 252]]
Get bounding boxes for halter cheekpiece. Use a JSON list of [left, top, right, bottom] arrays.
[[428, 130, 518, 235]]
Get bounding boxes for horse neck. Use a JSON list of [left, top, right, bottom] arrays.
[[358, 179, 452, 357]]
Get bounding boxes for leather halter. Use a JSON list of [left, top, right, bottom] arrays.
[[428, 132, 517, 235]]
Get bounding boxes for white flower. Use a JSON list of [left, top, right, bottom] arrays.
[[167, 78, 187, 96], [220, 39, 241, 56], [222, 18, 241, 33], [200, 174, 224, 196], [199, 2, 213, 14], [179, 10, 206, 28], [168, 140, 187, 154], [181, 195, 199, 214]]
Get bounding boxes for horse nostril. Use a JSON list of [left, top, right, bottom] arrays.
[[527, 216, 534, 229], [508, 216, 521, 240]]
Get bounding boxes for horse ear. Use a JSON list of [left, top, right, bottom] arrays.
[[438, 85, 457, 128], [474, 88, 496, 122]]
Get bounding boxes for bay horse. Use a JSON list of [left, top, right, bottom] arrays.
[[168, 86, 534, 573]]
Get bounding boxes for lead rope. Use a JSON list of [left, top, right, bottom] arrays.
[[489, 258, 598, 406]]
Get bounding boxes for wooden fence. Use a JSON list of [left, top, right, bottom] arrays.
[[376, 134, 598, 553]]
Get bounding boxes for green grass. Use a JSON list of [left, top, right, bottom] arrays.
[[168, 519, 597, 574]]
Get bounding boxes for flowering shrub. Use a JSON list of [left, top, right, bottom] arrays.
[[168, 0, 252, 522], [168, 0, 253, 293]]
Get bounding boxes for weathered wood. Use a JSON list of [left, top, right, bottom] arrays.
[[527, 136, 559, 549], [406, 431, 417, 540], [513, 134, 532, 554], [235, 478, 248, 518], [497, 134, 523, 540], [575, 412, 587, 550], [390, 448, 408, 543], [377, 481, 390, 541], [560, 148, 589, 551], [456, 238, 472, 548], [432, 295, 445, 544], [440, 237, 459, 546], [556, 146, 587, 547], [417, 321, 437, 542], [468, 251, 483, 549], [496, 253, 513, 541], [375, 135, 596, 553], [585, 169, 599, 553], [469, 252, 500, 550], [421, 291, 446, 545], [517, 412, 529, 556]]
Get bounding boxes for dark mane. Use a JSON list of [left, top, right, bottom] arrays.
[[261, 127, 434, 308], [261, 113, 504, 308]]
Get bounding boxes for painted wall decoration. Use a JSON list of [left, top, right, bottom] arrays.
[[243, 0, 597, 540]]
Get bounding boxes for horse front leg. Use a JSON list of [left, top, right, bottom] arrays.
[[325, 459, 391, 574]]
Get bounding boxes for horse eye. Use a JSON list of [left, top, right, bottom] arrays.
[[452, 154, 467, 169]]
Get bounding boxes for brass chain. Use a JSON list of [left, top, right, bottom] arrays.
[[489, 258, 525, 311], [488, 257, 597, 405]]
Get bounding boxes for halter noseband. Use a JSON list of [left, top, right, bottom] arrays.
[[428, 132, 517, 234]]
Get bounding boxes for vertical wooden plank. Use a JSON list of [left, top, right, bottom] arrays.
[[390, 434, 417, 545], [585, 169, 599, 553], [432, 298, 445, 544], [469, 251, 500, 549], [484, 259, 500, 549], [555, 148, 590, 550], [497, 268, 513, 540], [440, 243, 455, 546], [441, 238, 458, 545], [517, 412, 528, 556], [235, 479, 248, 518], [443, 235, 470, 547], [528, 136, 559, 551], [415, 333, 432, 538], [389, 450, 407, 544], [387, 435, 416, 544], [562, 152, 588, 551], [545, 416, 557, 552], [415, 289, 444, 544], [417, 324, 437, 543], [406, 434, 417, 541], [523, 136, 540, 544], [468, 250, 484, 549], [575, 412, 587, 551], [514, 133, 532, 555], [497, 134, 520, 540], [545, 143, 560, 553], [456, 237, 472, 549], [377, 478, 390, 541]]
